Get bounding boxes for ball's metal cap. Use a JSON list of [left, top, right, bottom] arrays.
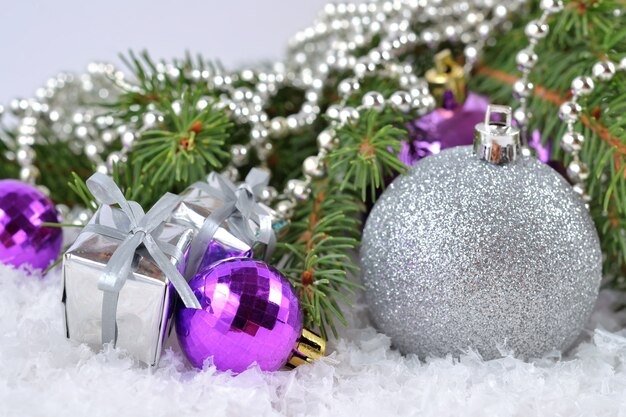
[[286, 328, 326, 368], [473, 104, 521, 165]]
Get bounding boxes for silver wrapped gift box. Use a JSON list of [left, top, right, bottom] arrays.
[[170, 183, 252, 269], [61, 172, 200, 367], [62, 206, 194, 366], [170, 169, 277, 279]]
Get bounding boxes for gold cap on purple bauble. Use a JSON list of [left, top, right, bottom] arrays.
[[425, 49, 466, 106], [286, 328, 326, 368]]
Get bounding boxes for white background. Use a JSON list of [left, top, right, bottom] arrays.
[[0, 0, 330, 103]]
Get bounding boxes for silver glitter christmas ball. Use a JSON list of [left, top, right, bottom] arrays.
[[361, 108, 602, 360]]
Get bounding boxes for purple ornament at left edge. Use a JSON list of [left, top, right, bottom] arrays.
[[0, 180, 63, 271]]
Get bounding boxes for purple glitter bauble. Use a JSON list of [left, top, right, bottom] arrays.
[[198, 240, 252, 273], [0, 180, 63, 270], [175, 257, 303, 372]]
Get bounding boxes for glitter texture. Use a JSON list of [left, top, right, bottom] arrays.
[[361, 146, 602, 359], [0, 180, 62, 270], [175, 258, 303, 372]]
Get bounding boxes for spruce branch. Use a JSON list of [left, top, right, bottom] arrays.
[[272, 110, 410, 337], [328, 110, 408, 201]]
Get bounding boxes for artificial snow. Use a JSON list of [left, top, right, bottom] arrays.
[[2, 262, 626, 417]]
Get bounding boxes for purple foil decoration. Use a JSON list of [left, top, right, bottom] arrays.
[[175, 257, 303, 373], [403, 92, 490, 166], [198, 240, 252, 273], [0, 180, 62, 270]]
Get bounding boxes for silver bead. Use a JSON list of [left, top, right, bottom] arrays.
[[516, 48, 538, 71], [464, 45, 479, 63], [524, 20, 549, 39], [275, 199, 296, 219], [317, 128, 339, 151], [255, 142, 274, 161], [592, 61, 616, 81], [567, 159, 589, 183], [101, 129, 117, 144], [398, 74, 419, 89], [121, 131, 137, 149], [389, 91, 412, 113], [561, 131, 585, 153], [512, 79, 534, 99], [302, 155, 326, 179], [286, 179, 311, 201], [56, 204, 70, 222], [339, 107, 360, 125], [84, 142, 99, 158], [17, 135, 35, 146], [513, 107, 530, 126], [286, 115, 301, 132], [19, 166, 40, 182], [259, 186, 278, 205], [559, 101, 582, 122], [196, 96, 213, 112], [414, 95, 436, 114], [75, 125, 89, 139], [326, 104, 342, 121], [74, 209, 92, 226], [477, 22, 491, 39], [221, 165, 239, 182], [232, 87, 253, 102], [171, 100, 183, 116], [142, 112, 160, 130], [361, 91, 386, 111], [250, 126, 269, 145], [10, 99, 29, 116], [106, 152, 125, 171], [338, 77, 360, 97], [571, 76, 595, 96], [572, 183, 591, 203], [269, 116, 289, 139], [16, 147, 35, 164], [540, 0, 564, 14], [230, 144, 249, 167]]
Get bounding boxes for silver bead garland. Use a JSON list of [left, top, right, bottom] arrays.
[[3, 0, 526, 223], [512, 0, 625, 204]]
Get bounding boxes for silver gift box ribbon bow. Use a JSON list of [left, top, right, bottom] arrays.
[[184, 168, 277, 279], [83, 172, 201, 345]]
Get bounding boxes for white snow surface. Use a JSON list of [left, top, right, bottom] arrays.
[[2, 263, 626, 417]]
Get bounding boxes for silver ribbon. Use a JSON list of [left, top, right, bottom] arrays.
[[84, 172, 201, 345], [184, 168, 276, 278]]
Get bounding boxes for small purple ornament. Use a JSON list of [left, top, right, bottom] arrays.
[[402, 92, 489, 166], [175, 257, 303, 372], [0, 180, 62, 270]]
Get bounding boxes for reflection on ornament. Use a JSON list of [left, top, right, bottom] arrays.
[[176, 258, 324, 372], [0, 180, 62, 270], [527, 129, 570, 182], [197, 240, 252, 273], [362, 105, 602, 360]]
